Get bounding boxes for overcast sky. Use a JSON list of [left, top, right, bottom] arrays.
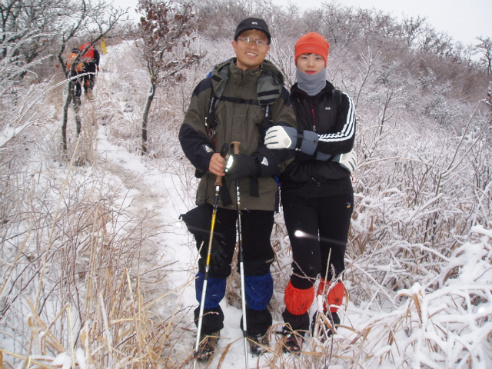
[[119, 0, 491, 46], [279, 0, 491, 45]]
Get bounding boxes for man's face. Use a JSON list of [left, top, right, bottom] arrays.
[[232, 29, 270, 70]]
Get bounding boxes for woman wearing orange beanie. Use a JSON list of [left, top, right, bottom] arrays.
[[265, 32, 357, 352]]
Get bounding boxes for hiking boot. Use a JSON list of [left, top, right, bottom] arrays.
[[311, 311, 340, 341], [248, 333, 269, 356], [283, 330, 304, 354], [195, 331, 220, 362]]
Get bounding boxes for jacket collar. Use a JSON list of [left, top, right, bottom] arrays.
[[211, 58, 284, 99]]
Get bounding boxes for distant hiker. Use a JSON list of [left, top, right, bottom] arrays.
[[66, 48, 84, 97], [264, 32, 357, 352], [79, 42, 100, 93], [179, 18, 297, 361]]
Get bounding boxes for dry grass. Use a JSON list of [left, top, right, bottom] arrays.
[[0, 83, 191, 368], [0, 146, 196, 369]]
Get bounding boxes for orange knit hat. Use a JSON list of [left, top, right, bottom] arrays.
[[295, 32, 330, 67]]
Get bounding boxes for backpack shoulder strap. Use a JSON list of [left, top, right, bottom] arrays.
[[256, 71, 282, 138]]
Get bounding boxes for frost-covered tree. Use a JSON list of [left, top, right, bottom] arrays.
[[0, 30, 50, 149], [0, 0, 63, 77], [475, 36, 492, 75], [136, 0, 203, 154]]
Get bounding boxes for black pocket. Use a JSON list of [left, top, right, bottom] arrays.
[[180, 203, 213, 240]]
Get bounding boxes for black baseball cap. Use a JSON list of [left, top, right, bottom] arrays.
[[234, 18, 271, 44]]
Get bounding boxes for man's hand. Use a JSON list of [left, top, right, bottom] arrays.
[[209, 153, 226, 177]]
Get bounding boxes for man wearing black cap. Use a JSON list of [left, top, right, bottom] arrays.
[[232, 18, 271, 70], [179, 18, 297, 360]]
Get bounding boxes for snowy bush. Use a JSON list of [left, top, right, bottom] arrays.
[[340, 225, 492, 369]]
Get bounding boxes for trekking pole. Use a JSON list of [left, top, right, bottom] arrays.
[[194, 143, 229, 367], [231, 141, 249, 369]]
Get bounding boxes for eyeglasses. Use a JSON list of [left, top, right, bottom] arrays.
[[237, 37, 269, 47]]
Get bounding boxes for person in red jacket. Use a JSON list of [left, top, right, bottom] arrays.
[[79, 42, 100, 93], [264, 32, 357, 352]]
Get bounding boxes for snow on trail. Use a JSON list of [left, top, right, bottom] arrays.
[[95, 129, 201, 361]]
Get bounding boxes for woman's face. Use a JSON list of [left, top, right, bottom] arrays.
[[296, 53, 325, 75]]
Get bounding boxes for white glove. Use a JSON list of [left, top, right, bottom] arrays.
[[334, 150, 357, 173], [265, 126, 319, 155], [264, 126, 297, 149]]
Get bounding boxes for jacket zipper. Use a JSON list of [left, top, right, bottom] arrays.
[[309, 98, 317, 132], [296, 89, 318, 132]]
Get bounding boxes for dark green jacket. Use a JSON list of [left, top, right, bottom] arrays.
[[179, 58, 297, 211]]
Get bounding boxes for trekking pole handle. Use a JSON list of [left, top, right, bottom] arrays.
[[214, 173, 222, 187], [231, 141, 240, 155]]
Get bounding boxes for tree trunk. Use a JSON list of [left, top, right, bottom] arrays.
[[61, 84, 72, 152], [61, 82, 82, 152], [141, 82, 156, 154], [74, 99, 81, 136]]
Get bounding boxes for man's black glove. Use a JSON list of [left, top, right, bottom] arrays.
[[251, 150, 281, 178], [225, 154, 260, 179]]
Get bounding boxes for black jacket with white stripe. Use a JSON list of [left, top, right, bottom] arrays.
[[280, 81, 356, 198]]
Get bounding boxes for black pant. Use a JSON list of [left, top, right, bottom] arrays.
[[83, 62, 97, 92], [194, 207, 275, 335], [198, 207, 275, 278], [70, 73, 82, 97], [282, 192, 353, 290]]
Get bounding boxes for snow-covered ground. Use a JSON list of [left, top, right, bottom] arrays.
[[1, 39, 491, 369]]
